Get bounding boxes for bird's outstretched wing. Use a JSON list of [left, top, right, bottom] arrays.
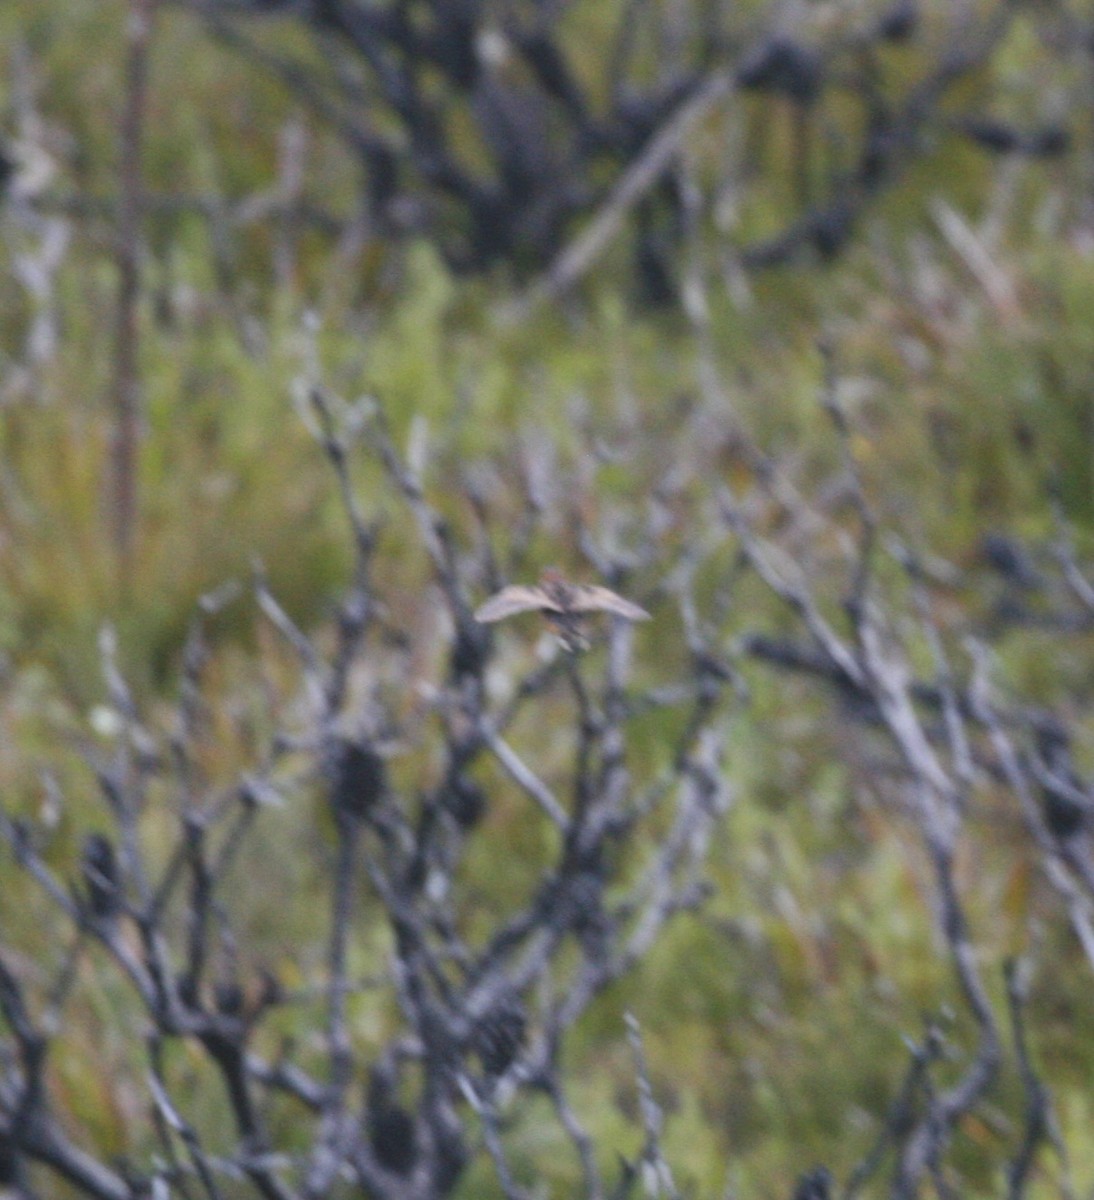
[[475, 585, 555, 623], [568, 585, 651, 621]]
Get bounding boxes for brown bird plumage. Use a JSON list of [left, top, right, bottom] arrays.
[[475, 568, 650, 651]]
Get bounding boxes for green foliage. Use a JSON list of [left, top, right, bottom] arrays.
[[3, 3, 1094, 1197]]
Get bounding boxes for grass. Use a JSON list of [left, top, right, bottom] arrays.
[[2, 2, 1094, 1196]]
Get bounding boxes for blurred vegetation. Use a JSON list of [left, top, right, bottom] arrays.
[[2, 0, 1094, 1197]]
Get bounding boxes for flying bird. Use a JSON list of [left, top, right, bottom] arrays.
[[475, 568, 650, 651]]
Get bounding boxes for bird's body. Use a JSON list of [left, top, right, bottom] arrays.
[[475, 568, 650, 651]]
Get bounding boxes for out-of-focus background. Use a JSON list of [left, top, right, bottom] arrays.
[[1, 0, 1093, 1196]]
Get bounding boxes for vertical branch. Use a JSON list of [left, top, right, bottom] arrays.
[[110, 0, 155, 582], [1002, 959, 1070, 1200], [624, 1013, 680, 1200], [300, 804, 360, 1200]]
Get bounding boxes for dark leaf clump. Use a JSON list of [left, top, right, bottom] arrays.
[[80, 833, 120, 920], [473, 998, 528, 1078], [369, 1102, 418, 1176], [329, 738, 387, 820]]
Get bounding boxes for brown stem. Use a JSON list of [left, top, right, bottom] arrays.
[[110, 0, 155, 583]]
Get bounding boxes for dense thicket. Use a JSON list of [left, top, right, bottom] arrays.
[[189, 0, 1081, 298], [1, 1, 1093, 1198]]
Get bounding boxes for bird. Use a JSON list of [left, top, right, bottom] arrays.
[[474, 568, 650, 651]]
